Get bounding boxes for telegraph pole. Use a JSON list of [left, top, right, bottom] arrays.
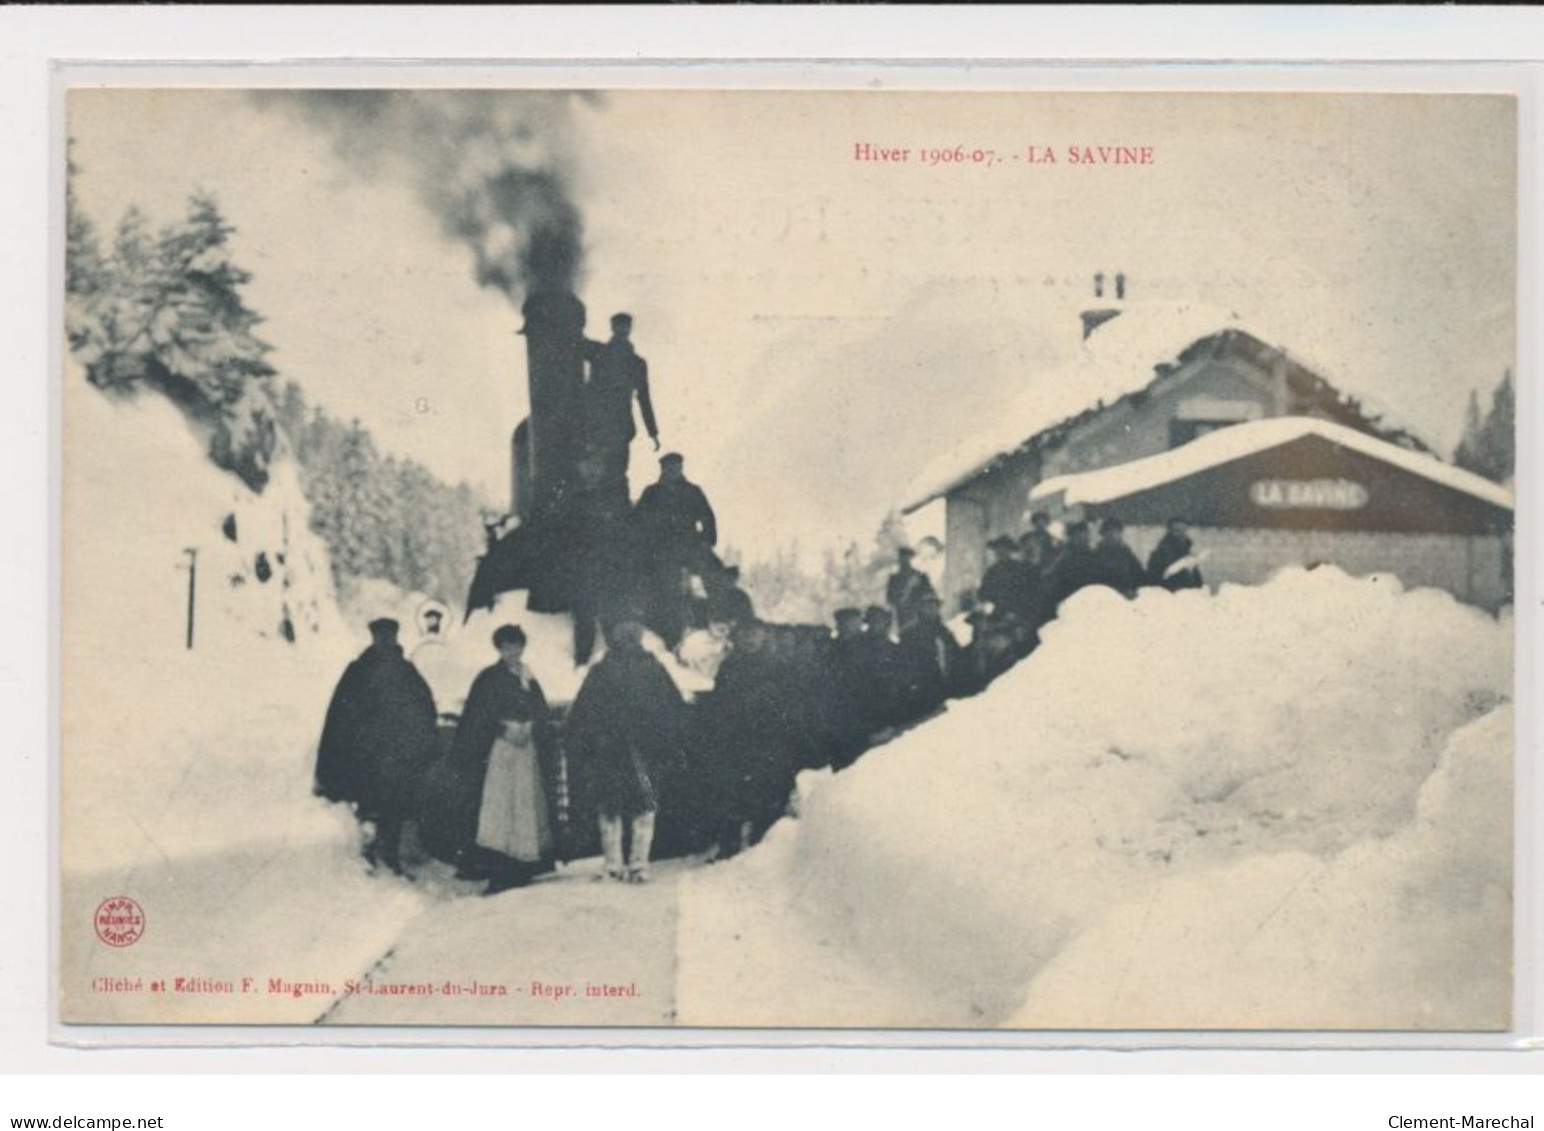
[[182, 547, 198, 650]]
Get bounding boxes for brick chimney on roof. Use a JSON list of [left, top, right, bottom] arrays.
[[1081, 270, 1126, 340]]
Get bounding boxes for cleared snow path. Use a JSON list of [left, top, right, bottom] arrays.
[[320, 858, 687, 1027]]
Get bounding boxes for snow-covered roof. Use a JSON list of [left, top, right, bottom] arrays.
[[901, 302, 1407, 512], [1029, 416, 1514, 511]]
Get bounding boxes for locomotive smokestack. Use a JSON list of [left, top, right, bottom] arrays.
[[520, 288, 588, 518]]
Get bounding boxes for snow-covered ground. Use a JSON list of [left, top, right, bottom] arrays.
[[1010, 706, 1512, 1029], [60, 378, 428, 1024], [322, 859, 687, 1028], [677, 568, 1512, 1030]]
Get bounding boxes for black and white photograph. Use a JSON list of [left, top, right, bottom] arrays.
[[58, 86, 1517, 1032]]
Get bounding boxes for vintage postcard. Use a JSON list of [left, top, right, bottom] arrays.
[[58, 87, 1517, 1033]]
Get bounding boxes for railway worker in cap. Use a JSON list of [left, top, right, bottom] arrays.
[[978, 536, 1034, 622], [857, 604, 908, 734], [705, 562, 756, 629], [1146, 516, 1205, 592], [1046, 519, 1097, 613], [1021, 510, 1062, 576], [315, 618, 439, 875], [985, 535, 1045, 650], [702, 619, 813, 858], [885, 546, 938, 635], [633, 454, 721, 643], [1091, 516, 1147, 600], [898, 591, 965, 721], [824, 608, 873, 770], [832, 606, 867, 644], [583, 311, 660, 496], [635, 452, 717, 550]]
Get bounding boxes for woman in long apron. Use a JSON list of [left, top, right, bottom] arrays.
[[456, 624, 557, 893]]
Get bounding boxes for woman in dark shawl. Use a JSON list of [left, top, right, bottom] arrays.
[[564, 620, 686, 883], [433, 624, 557, 892]]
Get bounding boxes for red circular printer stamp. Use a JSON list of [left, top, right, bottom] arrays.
[[94, 896, 145, 948]]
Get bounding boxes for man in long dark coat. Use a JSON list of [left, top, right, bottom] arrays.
[[315, 618, 439, 874], [634, 452, 717, 552], [1021, 510, 1062, 575], [583, 312, 660, 498], [824, 607, 873, 771], [980, 536, 1041, 626], [705, 563, 756, 628], [897, 593, 965, 722], [1146, 517, 1205, 591], [858, 605, 908, 734], [702, 620, 814, 858], [1091, 516, 1148, 599], [633, 453, 721, 646], [885, 546, 937, 634], [1046, 520, 1097, 614], [564, 620, 686, 883], [977, 537, 1016, 613]]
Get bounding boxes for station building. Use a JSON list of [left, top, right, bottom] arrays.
[[902, 291, 1511, 609], [1029, 416, 1514, 608]]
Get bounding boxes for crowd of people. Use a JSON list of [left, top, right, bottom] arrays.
[[316, 499, 1206, 895], [958, 510, 1206, 684]]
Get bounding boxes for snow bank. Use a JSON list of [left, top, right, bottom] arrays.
[[676, 814, 963, 1028], [63, 379, 356, 868], [1011, 705, 1513, 1029], [681, 566, 1511, 1028], [61, 377, 429, 1022]]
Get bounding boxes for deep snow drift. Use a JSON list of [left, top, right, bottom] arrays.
[[1010, 705, 1512, 1029], [677, 567, 1512, 1029], [60, 379, 428, 1023], [63, 379, 356, 869]]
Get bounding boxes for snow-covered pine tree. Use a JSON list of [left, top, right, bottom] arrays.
[[289, 407, 489, 607], [1455, 372, 1516, 485], [152, 193, 280, 489], [274, 381, 310, 460], [1479, 370, 1515, 485], [73, 192, 282, 490], [313, 421, 387, 592], [870, 508, 916, 592], [739, 542, 823, 625], [822, 540, 876, 616], [64, 146, 106, 304], [74, 206, 165, 391], [737, 510, 928, 627], [1454, 389, 1485, 477], [64, 148, 110, 360]]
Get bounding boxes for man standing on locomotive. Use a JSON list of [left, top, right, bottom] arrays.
[[583, 311, 660, 503], [632, 452, 721, 646]]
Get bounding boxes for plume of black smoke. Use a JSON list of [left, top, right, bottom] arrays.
[[253, 90, 595, 298]]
